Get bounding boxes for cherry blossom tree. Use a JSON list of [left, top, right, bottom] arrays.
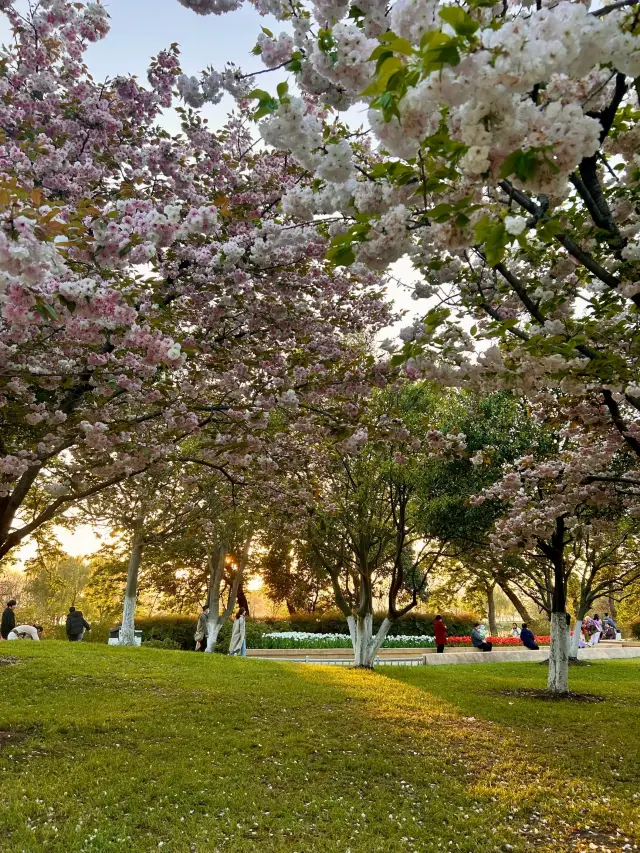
[[0, 0, 391, 560], [176, 0, 640, 472], [472, 427, 639, 689], [178, 0, 640, 687]]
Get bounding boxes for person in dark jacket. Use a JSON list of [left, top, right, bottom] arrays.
[[1, 599, 17, 640], [519, 623, 539, 650], [433, 615, 447, 653], [66, 607, 91, 641]]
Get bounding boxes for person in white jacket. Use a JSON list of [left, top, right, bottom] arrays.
[[228, 609, 246, 656], [8, 624, 42, 640]]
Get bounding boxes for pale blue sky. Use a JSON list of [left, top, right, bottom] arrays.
[[87, 0, 287, 127]]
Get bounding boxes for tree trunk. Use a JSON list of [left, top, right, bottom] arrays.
[[205, 537, 250, 654], [119, 520, 144, 646], [236, 581, 249, 615], [607, 582, 617, 619], [549, 612, 570, 693], [498, 580, 534, 622], [205, 616, 223, 653], [546, 519, 569, 693], [487, 582, 498, 636], [347, 614, 391, 668]]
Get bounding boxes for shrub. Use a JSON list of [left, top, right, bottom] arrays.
[[135, 616, 197, 650], [142, 638, 181, 650], [45, 622, 110, 644], [257, 610, 481, 637], [630, 618, 640, 640]]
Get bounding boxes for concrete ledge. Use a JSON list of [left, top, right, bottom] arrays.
[[247, 645, 640, 666]]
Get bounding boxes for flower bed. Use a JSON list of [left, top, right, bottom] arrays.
[[259, 631, 436, 649], [257, 632, 551, 649], [255, 631, 550, 649], [447, 636, 551, 647]]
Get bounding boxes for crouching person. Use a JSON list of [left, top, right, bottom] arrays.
[[8, 624, 43, 641]]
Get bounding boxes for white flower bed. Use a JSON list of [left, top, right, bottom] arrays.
[[262, 631, 435, 645], [263, 631, 349, 640]]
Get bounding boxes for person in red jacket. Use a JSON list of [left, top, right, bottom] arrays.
[[434, 615, 447, 653]]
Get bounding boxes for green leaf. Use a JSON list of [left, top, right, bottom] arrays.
[[247, 88, 271, 101], [499, 148, 540, 182], [438, 6, 479, 36], [35, 301, 60, 322], [427, 202, 454, 222], [387, 37, 414, 55], [326, 244, 356, 266], [420, 31, 461, 71], [277, 81, 289, 100], [253, 98, 279, 119], [474, 216, 508, 266], [470, 325, 477, 336]]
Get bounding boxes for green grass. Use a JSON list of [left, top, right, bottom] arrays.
[[0, 643, 638, 853]]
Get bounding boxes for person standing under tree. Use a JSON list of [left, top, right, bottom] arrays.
[[1, 599, 16, 640], [194, 604, 209, 651], [228, 608, 246, 657], [65, 607, 91, 641], [433, 615, 447, 653], [588, 614, 603, 646]]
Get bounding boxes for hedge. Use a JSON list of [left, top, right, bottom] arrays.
[[630, 618, 640, 640], [257, 610, 481, 638], [76, 610, 481, 651]]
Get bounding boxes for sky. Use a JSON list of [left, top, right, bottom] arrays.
[[5, 0, 423, 567]]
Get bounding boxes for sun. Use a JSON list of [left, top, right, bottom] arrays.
[[247, 576, 264, 592]]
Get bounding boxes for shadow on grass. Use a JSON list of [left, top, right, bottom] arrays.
[[1, 643, 638, 853]]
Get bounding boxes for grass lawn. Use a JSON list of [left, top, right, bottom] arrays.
[[0, 643, 638, 853]]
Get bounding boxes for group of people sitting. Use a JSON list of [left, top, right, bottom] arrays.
[[578, 613, 617, 647], [509, 622, 540, 650]]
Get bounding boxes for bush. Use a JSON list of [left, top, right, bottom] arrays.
[[135, 616, 197, 650], [142, 638, 181, 650], [45, 622, 110, 644], [630, 618, 640, 640], [257, 610, 481, 638]]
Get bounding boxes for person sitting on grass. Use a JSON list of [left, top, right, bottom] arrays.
[[471, 623, 492, 652], [7, 624, 43, 641], [433, 615, 447, 653], [519, 623, 539, 650]]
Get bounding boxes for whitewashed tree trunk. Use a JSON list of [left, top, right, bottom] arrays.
[[119, 521, 144, 646], [204, 536, 250, 654], [569, 618, 583, 659], [548, 612, 570, 694], [347, 614, 392, 668], [205, 617, 223, 653]]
